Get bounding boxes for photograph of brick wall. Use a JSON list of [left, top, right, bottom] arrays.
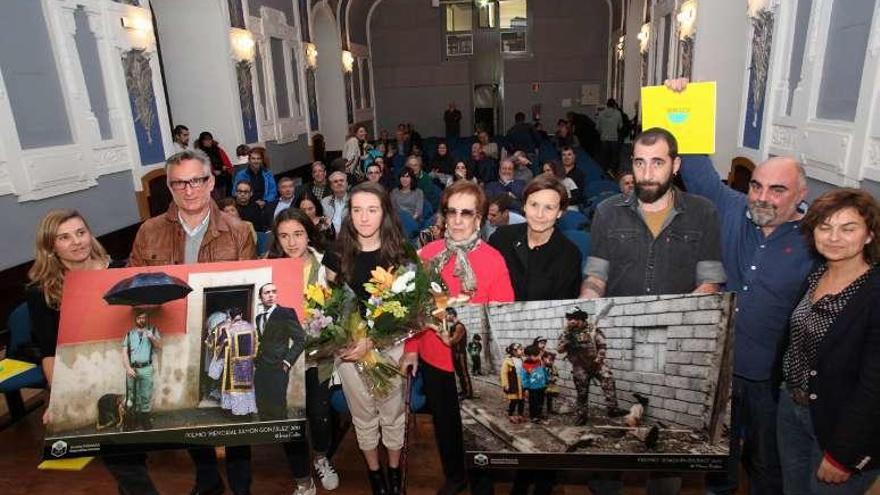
[[454, 293, 733, 470]]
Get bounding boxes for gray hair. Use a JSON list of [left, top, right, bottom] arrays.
[[166, 149, 212, 175]]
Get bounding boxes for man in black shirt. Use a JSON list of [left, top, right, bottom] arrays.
[[444, 101, 462, 139], [234, 180, 266, 232]]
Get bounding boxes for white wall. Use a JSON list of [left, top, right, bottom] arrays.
[[692, 0, 749, 173], [152, 0, 244, 153], [313, 4, 349, 150], [622, 0, 646, 114]]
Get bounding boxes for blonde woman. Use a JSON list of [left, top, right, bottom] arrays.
[[26, 209, 157, 493]]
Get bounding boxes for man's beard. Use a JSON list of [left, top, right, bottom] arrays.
[[635, 178, 673, 204], [748, 200, 778, 226]]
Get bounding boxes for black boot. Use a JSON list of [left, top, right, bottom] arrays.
[[368, 468, 388, 495], [387, 466, 402, 495]]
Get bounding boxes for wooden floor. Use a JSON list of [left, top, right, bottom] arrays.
[[0, 391, 740, 495]]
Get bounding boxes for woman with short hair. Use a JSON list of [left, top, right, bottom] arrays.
[[777, 188, 880, 494]]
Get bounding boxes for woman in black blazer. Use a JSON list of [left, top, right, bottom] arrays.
[[777, 188, 880, 494]]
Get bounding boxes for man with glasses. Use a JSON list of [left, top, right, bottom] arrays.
[[484, 159, 527, 213], [365, 163, 383, 184], [233, 180, 266, 232], [126, 149, 256, 495]]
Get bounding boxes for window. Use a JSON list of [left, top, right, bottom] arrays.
[[816, 0, 875, 122], [352, 58, 362, 109], [74, 5, 112, 140], [499, 0, 526, 29], [270, 37, 290, 119], [290, 48, 301, 112], [254, 45, 269, 121], [446, 34, 474, 56], [0, 0, 73, 149], [446, 4, 473, 32], [362, 61, 372, 108], [478, 2, 496, 29], [785, 0, 812, 115], [500, 0, 527, 54]]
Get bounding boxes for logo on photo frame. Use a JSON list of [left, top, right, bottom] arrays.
[[51, 440, 68, 458], [473, 453, 489, 466]]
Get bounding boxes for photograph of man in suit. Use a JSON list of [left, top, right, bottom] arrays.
[[253, 282, 306, 420]]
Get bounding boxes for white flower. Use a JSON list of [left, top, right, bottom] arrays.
[[431, 282, 443, 293], [391, 270, 417, 294]]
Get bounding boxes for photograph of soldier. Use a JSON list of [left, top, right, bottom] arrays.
[[252, 282, 305, 420], [500, 343, 525, 424], [210, 306, 259, 416], [121, 309, 162, 430], [557, 307, 628, 425], [447, 308, 473, 400], [467, 334, 483, 375]]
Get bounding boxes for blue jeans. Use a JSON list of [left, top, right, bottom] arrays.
[[777, 387, 880, 495], [706, 376, 783, 495]]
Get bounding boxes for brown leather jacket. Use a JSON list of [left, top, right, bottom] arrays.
[[129, 202, 256, 266]]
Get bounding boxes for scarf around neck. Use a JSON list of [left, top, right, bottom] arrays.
[[430, 230, 480, 294]]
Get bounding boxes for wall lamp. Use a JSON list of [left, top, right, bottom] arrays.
[[341, 50, 354, 73], [677, 0, 697, 40], [121, 13, 154, 50], [304, 42, 318, 70], [229, 28, 256, 62], [637, 23, 651, 54]]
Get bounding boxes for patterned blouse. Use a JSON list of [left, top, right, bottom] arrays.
[[783, 264, 876, 391]]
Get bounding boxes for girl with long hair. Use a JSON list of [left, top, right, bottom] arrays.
[[295, 190, 334, 246], [390, 168, 424, 222], [343, 124, 371, 181], [321, 182, 411, 495], [265, 208, 340, 494]]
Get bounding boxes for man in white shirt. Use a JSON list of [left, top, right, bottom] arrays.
[[321, 170, 349, 235], [171, 125, 190, 152]]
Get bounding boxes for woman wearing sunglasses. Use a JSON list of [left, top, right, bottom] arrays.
[[401, 180, 514, 495]]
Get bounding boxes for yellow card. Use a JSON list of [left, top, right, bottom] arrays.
[[641, 81, 716, 154], [0, 358, 36, 383], [38, 457, 94, 471]]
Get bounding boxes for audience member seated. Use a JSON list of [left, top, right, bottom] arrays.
[[511, 151, 535, 183], [483, 194, 525, 241], [231, 180, 266, 232], [219, 197, 258, 244], [542, 160, 581, 211], [296, 161, 332, 201], [195, 131, 233, 198], [617, 170, 635, 196], [263, 176, 296, 226], [321, 170, 350, 235], [405, 156, 440, 207], [233, 146, 277, 207], [391, 168, 424, 223], [561, 146, 587, 207], [484, 159, 527, 212], [505, 112, 541, 155], [296, 190, 335, 244], [553, 118, 577, 149], [477, 129, 499, 161], [468, 142, 497, 184]]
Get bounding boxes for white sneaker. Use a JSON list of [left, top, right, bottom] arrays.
[[313, 456, 340, 490], [292, 477, 316, 495]]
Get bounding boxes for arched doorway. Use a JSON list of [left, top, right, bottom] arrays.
[[312, 3, 348, 151]]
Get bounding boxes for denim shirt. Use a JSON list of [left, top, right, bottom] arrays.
[[679, 155, 815, 381], [586, 189, 726, 298]]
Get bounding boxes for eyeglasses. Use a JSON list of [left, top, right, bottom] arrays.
[[168, 175, 210, 191], [236, 189, 252, 194], [443, 207, 477, 219]]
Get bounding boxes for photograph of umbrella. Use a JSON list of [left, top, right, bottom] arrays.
[[103, 272, 193, 307]]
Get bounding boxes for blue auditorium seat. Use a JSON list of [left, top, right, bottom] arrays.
[[0, 303, 47, 427], [585, 179, 620, 199], [557, 210, 588, 231], [561, 229, 591, 272]]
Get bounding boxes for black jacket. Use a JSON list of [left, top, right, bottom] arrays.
[[488, 223, 582, 301], [777, 266, 880, 472], [256, 306, 305, 368]]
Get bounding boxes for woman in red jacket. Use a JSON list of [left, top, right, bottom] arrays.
[[400, 181, 514, 495]]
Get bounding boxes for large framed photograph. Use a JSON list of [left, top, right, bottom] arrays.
[[43, 259, 307, 459], [457, 293, 733, 471]]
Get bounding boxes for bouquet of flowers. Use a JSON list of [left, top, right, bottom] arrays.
[[302, 258, 451, 397]]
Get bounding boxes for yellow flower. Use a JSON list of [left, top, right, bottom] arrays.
[[305, 284, 328, 306], [368, 266, 395, 292], [380, 301, 407, 318]]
